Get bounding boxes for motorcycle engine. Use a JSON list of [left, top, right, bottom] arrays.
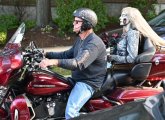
[[46, 98, 56, 116], [28, 92, 68, 119]]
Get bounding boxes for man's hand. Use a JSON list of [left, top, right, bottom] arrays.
[[39, 58, 58, 68]]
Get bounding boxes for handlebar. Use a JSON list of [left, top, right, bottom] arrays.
[[22, 41, 45, 70]]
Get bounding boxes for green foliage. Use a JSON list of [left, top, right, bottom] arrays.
[[54, 0, 109, 34], [0, 14, 19, 44], [128, 0, 157, 20], [0, 15, 19, 29], [0, 28, 7, 44], [51, 66, 71, 76], [41, 25, 53, 33], [24, 20, 36, 29], [108, 16, 119, 24]]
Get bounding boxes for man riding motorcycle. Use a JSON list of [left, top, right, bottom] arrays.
[[39, 8, 107, 119]]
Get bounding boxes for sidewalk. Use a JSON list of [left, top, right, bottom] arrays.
[[42, 46, 71, 52]]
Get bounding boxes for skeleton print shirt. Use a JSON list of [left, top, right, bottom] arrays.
[[111, 28, 139, 63]]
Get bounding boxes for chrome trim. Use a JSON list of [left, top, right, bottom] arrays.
[[33, 85, 56, 88], [155, 59, 159, 65], [23, 94, 35, 120], [14, 109, 19, 120]]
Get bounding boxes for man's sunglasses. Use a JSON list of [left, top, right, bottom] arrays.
[[73, 20, 83, 24]]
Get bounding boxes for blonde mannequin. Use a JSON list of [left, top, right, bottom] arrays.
[[122, 7, 165, 47], [108, 7, 165, 64]]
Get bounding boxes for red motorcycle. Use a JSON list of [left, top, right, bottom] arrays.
[[0, 23, 164, 120]]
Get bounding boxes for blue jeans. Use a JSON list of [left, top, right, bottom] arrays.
[[65, 82, 94, 120]]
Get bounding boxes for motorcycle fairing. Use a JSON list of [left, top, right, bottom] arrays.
[[108, 87, 164, 103], [27, 71, 71, 95], [0, 23, 25, 86], [10, 94, 35, 120], [0, 45, 22, 86]]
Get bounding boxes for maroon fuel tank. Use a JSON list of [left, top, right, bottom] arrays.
[[0, 43, 23, 86], [26, 71, 71, 95]]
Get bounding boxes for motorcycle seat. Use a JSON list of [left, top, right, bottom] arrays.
[[92, 73, 116, 98], [131, 38, 156, 81], [112, 37, 156, 85], [92, 38, 156, 98], [135, 37, 156, 63]]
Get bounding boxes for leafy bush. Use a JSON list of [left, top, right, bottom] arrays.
[[0, 27, 7, 44], [55, 0, 109, 34], [24, 20, 36, 29], [128, 0, 157, 20], [108, 16, 119, 24], [0, 15, 19, 44], [41, 25, 53, 33], [0, 15, 19, 29]]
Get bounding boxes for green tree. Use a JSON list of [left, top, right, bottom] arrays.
[[129, 0, 157, 20], [55, 0, 109, 34]]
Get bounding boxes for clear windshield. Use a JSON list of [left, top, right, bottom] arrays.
[[8, 22, 25, 44]]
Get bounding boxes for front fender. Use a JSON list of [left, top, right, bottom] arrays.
[[10, 95, 34, 120]]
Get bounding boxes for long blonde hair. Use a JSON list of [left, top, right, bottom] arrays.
[[122, 7, 165, 47]]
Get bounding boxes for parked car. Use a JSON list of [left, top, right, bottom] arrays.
[[149, 11, 165, 39]]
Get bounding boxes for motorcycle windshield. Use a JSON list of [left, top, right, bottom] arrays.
[[8, 22, 25, 44], [0, 23, 25, 85]]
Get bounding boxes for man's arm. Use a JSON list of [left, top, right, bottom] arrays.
[[39, 46, 74, 68], [45, 46, 74, 59], [58, 43, 99, 70]]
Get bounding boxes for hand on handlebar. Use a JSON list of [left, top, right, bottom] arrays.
[[39, 58, 59, 68]]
